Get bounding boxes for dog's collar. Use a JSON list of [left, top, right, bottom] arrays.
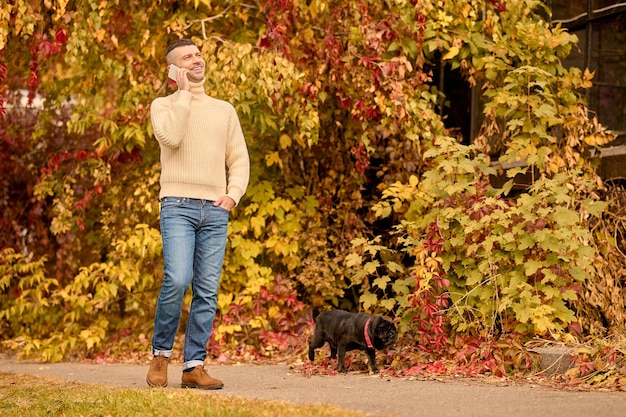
[[364, 318, 375, 349]]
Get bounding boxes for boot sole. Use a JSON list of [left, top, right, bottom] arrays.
[[146, 377, 168, 388], [181, 382, 224, 390]]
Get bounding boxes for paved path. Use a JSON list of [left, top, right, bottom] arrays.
[[1, 358, 625, 417]]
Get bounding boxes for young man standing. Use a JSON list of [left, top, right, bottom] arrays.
[[146, 39, 250, 389]]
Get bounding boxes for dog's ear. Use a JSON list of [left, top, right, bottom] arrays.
[[373, 318, 387, 336]]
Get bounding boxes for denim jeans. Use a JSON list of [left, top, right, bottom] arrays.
[[151, 197, 229, 370]]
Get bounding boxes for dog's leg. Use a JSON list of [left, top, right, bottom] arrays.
[[308, 330, 325, 361], [337, 346, 347, 373], [329, 343, 337, 359], [366, 349, 378, 373]]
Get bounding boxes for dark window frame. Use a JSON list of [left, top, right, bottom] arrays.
[[549, 1, 626, 141]]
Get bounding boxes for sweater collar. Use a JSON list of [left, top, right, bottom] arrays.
[[188, 78, 206, 95]]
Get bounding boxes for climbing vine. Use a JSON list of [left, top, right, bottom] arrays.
[[1, 0, 624, 389]]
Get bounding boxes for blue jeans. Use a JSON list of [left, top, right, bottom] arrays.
[[151, 197, 229, 370]]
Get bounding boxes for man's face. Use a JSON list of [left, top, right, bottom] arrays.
[[167, 44, 205, 83]]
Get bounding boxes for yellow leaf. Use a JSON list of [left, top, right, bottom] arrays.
[[95, 28, 106, 42], [584, 134, 611, 146], [583, 68, 595, 88], [360, 291, 378, 310], [273, 241, 284, 255], [345, 253, 363, 267], [265, 151, 283, 168], [373, 275, 390, 289], [268, 306, 280, 318], [442, 46, 460, 61], [279, 134, 292, 149]]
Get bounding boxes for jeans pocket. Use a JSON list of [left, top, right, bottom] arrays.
[[211, 204, 231, 218]]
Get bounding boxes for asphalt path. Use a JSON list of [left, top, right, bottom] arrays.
[[1, 358, 625, 417]]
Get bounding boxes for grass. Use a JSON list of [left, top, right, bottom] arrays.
[[0, 372, 382, 417]]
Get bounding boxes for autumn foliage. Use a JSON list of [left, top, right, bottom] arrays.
[[1, 0, 625, 388]]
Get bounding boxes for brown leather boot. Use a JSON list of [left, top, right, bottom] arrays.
[[181, 365, 224, 390], [146, 355, 169, 387]]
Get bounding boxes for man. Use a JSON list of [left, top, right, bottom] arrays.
[[146, 39, 250, 389]]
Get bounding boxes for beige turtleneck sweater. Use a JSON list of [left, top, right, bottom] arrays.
[[150, 80, 250, 205]]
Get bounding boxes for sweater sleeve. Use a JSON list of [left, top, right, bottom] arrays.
[[225, 106, 250, 206], [150, 91, 193, 149]]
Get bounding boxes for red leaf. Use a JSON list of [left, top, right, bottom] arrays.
[[55, 28, 68, 44]]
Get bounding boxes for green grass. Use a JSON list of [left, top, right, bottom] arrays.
[[0, 372, 381, 417]]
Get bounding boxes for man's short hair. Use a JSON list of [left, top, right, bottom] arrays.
[[166, 39, 197, 60]]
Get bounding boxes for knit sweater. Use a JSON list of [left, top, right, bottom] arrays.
[[150, 79, 250, 205]]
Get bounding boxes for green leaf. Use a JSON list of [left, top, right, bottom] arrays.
[[584, 200, 606, 217], [380, 299, 397, 311], [569, 265, 589, 282], [465, 269, 484, 286], [392, 278, 411, 296], [524, 260, 544, 276], [386, 261, 404, 273], [518, 235, 535, 250]]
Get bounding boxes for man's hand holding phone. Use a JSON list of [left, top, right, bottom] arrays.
[[167, 64, 190, 91]]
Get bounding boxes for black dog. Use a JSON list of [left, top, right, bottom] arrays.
[[308, 309, 398, 373]]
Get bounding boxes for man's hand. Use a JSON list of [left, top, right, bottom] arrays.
[[172, 66, 190, 91], [214, 196, 236, 211]]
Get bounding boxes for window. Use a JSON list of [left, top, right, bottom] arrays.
[[551, 1, 626, 140]]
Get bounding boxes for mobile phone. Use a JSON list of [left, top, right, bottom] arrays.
[[168, 64, 179, 81]]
